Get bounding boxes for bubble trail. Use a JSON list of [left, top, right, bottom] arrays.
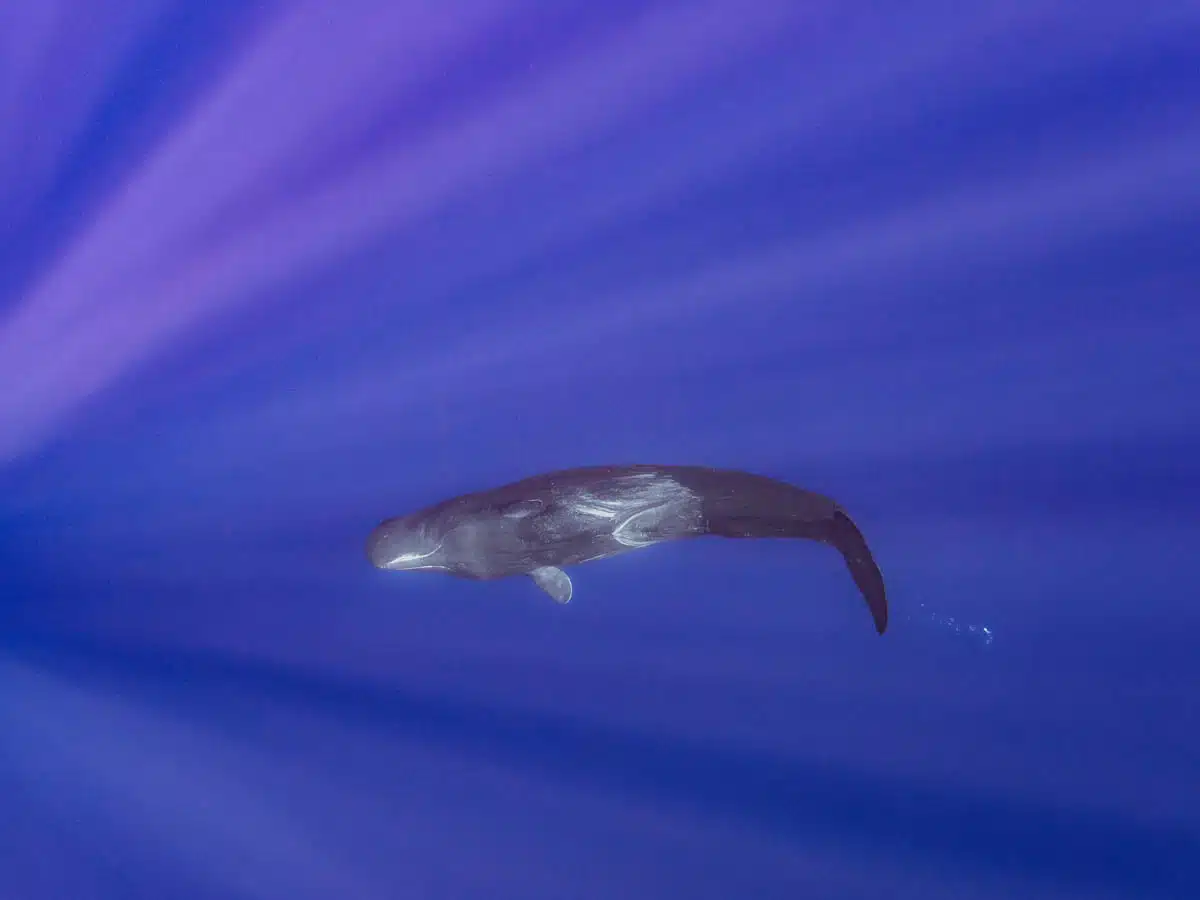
[[910, 601, 995, 647]]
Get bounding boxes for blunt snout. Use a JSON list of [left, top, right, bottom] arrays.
[[365, 519, 398, 568], [366, 517, 444, 571]]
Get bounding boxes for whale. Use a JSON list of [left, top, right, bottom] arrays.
[[365, 464, 888, 634]]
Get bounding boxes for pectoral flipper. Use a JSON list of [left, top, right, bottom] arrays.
[[530, 566, 573, 603]]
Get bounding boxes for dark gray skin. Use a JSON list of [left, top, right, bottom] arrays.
[[366, 464, 888, 634]]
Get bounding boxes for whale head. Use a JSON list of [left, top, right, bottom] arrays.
[[366, 516, 447, 571]]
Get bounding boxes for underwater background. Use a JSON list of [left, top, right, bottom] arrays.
[[1, 2, 1197, 898]]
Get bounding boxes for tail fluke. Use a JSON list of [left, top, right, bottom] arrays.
[[701, 487, 888, 634], [826, 509, 888, 635]]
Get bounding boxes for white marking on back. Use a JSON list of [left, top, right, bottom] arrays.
[[574, 503, 618, 519], [566, 474, 699, 540], [613, 507, 660, 547]]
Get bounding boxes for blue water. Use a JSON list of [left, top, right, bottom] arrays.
[[1, 4, 1197, 898]]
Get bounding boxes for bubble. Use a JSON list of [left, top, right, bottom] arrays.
[[910, 601, 995, 647]]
